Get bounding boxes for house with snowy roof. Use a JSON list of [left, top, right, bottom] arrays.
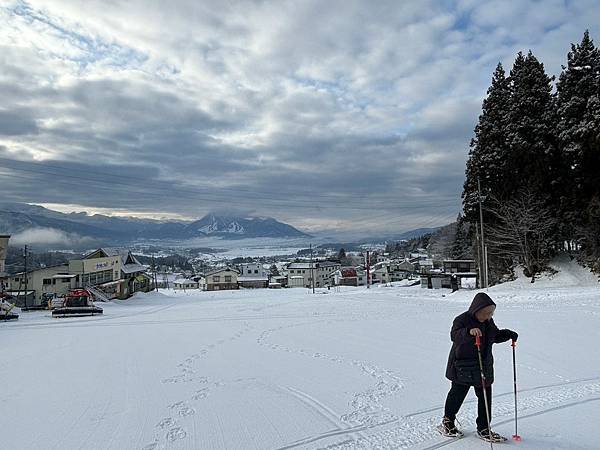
[[205, 267, 239, 291], [285, 261, 341, 288], [71, 248, 151, 299]]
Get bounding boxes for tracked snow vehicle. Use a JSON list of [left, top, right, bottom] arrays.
[[51, 289, 103, 318]]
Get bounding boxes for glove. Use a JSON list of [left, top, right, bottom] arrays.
[[508, 330, 518, 341]]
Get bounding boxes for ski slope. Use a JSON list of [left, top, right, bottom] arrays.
[[2, 258, 599, 449]]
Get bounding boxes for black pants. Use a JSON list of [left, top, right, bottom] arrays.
[[444, 382, 492, 431]]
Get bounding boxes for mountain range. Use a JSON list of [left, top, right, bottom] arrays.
[[0, 203, 309, 245]]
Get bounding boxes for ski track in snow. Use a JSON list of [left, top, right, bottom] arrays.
[[257, 319, 406, 446], [299, 379, 600, 449]]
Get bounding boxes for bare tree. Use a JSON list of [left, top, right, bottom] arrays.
[[485, 190, 557, 282]]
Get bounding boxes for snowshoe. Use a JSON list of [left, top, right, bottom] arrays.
[[437, 418, 464, 438], [477, 429, 508, 443]]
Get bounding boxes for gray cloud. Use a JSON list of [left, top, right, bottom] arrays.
[[0, 109, 39, 135], [0, 0, 598, 236]]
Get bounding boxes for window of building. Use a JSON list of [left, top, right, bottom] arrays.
[[254, 269, 258, 274], [224, 276, 232, 283], [213, 276, 220, 282], [43, 278, 52, 285]]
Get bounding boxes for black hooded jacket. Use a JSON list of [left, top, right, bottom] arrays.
[[445, 292, 513, 385]]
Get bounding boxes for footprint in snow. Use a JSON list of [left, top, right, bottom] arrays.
[[192, 389, 209, 400], [178, 407, 195, 417], [156, 417, 176, 429], [166, 427, 186, 442]]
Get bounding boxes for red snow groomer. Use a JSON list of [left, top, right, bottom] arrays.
[[51, 289, 103, 318]]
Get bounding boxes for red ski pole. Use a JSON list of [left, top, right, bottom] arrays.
[[475, 334, 494, 450], [512, 339, 522, 441]]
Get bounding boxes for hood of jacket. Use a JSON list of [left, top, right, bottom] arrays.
[[468, 292, 496, 316]]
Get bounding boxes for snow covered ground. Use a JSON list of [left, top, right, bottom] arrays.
[[2, 257, 599, 450]]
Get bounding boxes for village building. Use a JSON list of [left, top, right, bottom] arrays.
[[7, 264, 76, 307], [388, 259, 416, 281], [376, 253, 390, 264], [285, 261, 341, 288], [269, 275, 288, 288], [420, 260, 477, 290], [71, 248, 151, 299], [238, 276, 269, 289], [205, 267, 239, 291], [191, 275, 207, 290], [370, 263, 390, 284], [173, 278, 199, 290], [236, 262, 268, 288], [287, 275, 305, 288], [414, 258, 434, 273], [331, 267, 367, 286], [442, 259, 477, 274], [238, 262, 269, 278], [68, 249, 120, 288]]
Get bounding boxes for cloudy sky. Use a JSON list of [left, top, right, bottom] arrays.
[[0, 0, 598, 237]]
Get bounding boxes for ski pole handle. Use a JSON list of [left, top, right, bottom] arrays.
[[512, 339, 517, 348], [475, 334, 481, 348]]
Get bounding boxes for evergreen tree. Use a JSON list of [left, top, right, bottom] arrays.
[[505, 51, 558, 202], [270, 264, 280, 277], [450, 214, 472, 259], [463, 63, 511, 224], [556, 30, 600, 249]]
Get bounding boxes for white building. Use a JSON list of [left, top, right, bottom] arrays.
[[370, 263, 390, 284], [238, 263, 269, 278], [7, 264, 77, 306], [288, 275, 305, 288], [286, 261, 341, 288], [173, 278, 199, 290]]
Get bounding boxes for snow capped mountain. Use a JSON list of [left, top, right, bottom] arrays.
[[194, 214, 245, 234], [184, 214, 308, 238]]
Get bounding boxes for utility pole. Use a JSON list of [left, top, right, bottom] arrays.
[[23, 245, 28, 310], [477, 178, 488, 288], [366, 251, 370, 289], [151, 254, 158, 291], [475, 224, 482, 289], [310, 244, 315, 294]]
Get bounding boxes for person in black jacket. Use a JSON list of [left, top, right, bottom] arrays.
[[438, 292, 518, 442]]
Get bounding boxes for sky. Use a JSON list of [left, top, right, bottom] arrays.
[[0, 0, 599, 237]]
